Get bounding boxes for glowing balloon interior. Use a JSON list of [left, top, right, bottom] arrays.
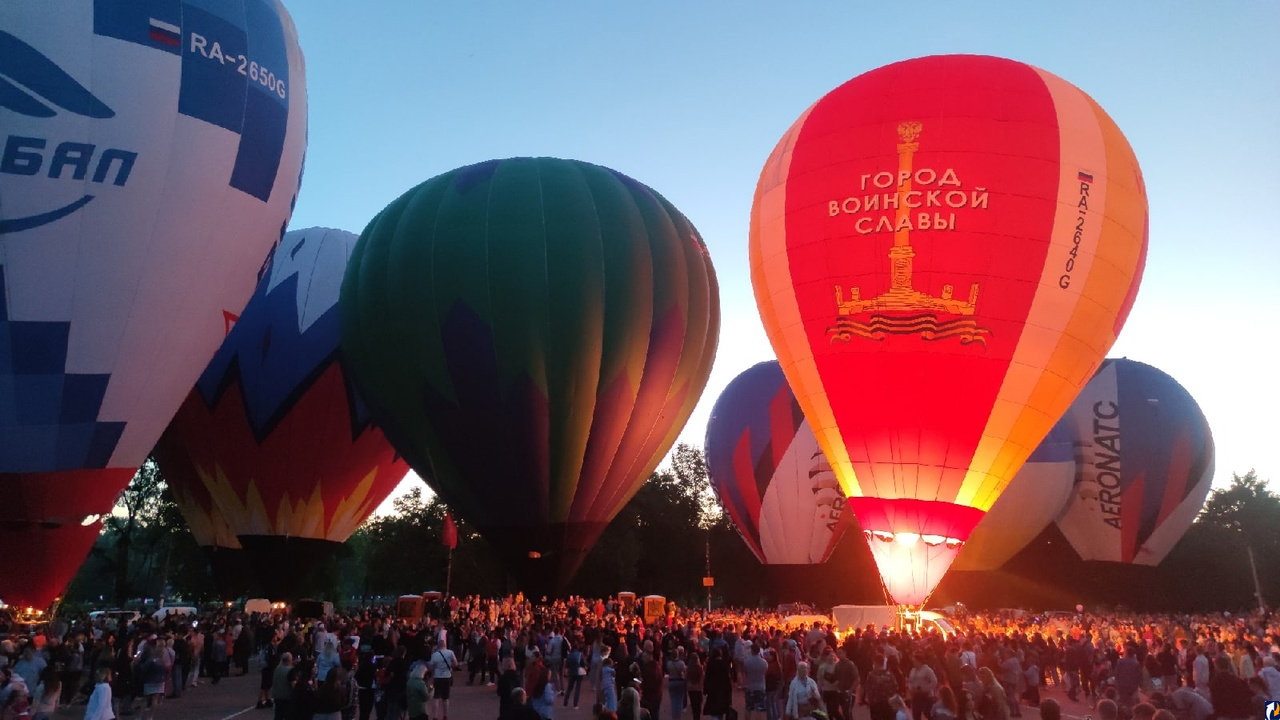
[[1055, 358, 1213, 565], [0, 0, 307, 607], [340, 157, 720, 595], [705, 361, 851, 565], [750, 54, 1148, 605]]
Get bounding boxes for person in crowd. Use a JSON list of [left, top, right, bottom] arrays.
[[428, 639, 458, 720], [976, 667, 1010, 720], [701, 649, 731, 720], [686, 650, 705, 720], [565, 641, 587, 711], [785, 662, 822, 720], [618, 686, 650, 720], [83, 668, 113, 720], [930, 686, 957, 720], [403, 665, 428, 720], [136, 645, 167, 720], [906, 653, 937, 720], [530, 666, 556, 720], [314, 668, 346, 720], [501, 688, 541, 720], [273, 652, 296, 720], [889, 694, 910, 720], [498, 657, 525, 718], [665, 646, 688, 720], [1039, 699, 1061, 720], [1208, 655, 1254, 720], [292, 661, 318, 720]]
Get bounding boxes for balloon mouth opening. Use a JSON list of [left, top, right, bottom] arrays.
[[864, 529, 963, 549]]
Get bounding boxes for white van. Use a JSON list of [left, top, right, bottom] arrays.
[[89, 610, 141, 630], [153, 606, 198, 622]]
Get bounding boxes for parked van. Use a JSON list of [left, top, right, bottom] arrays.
[[153, 606, 198, 622]]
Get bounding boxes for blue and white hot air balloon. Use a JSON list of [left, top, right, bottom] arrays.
[[950, 419, 1076, 572], [0, 1, 308, 609]]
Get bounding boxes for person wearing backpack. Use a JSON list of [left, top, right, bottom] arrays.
[[865, 655, 898, 720]]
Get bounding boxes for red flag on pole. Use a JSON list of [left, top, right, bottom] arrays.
[[442, 512, 458, 550]]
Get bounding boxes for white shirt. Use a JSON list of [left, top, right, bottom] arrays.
[[429, 649, 457, 679], [84, 682, 114, 720], [785, 676, 821, 719]]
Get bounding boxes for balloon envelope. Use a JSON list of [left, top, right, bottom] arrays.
[[950, 418, 1075, 571], [152, 428, 250, 595], [164, 228, 407, 597], [750, 54, 1148, 604], [1055, 358, 1214, 565], [0, 1, 307, 604], [340, 157, 720, 594], [705, 361, 851, 565]]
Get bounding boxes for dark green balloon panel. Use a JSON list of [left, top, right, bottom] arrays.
[[340, 158, 719, 592]]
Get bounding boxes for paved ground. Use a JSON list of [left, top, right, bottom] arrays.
[[53, 661, 1101, 720]]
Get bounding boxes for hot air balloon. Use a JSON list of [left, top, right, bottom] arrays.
[[152, 428, 248, 595], [704, 361, 852, 568], [1055, 359, 1213, 565], [340, 157, 720, 595], [164, 228, 407, 598], [750, 54, 1147, 605], [950, 419, 1075, 572], [0, 1, 307, 608]]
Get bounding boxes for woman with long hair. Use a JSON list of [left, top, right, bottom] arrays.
[[931, 686, 957, 720], [315, 668, 345, 720], [531, 666, 556, 720], [977, 667, 1010, 720], [31, 667, 60, 720], [686, 652, 705, 720]]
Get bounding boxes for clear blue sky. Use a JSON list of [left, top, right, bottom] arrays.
[[280, 1, 1280, 511]]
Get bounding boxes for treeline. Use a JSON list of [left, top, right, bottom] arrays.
[[64, 449, 1278, 613]]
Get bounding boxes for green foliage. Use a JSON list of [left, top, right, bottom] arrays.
[[66, 456, 217, 604], [1198, 470, 1280, 546]]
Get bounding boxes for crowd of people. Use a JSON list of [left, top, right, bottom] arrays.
[[1, 597, 1277, 720]]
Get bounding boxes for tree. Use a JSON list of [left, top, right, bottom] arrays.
[[1195, 470, 1280, 608], [98, 458, 168, 603], [1198, 471, 1280, 542]]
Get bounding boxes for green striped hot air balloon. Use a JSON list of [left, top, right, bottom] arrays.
[[340, 157, 720, 594]]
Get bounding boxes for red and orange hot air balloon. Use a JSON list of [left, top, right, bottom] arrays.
[[162, 228, 408, 598], [750, 55, 1148, 605]]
